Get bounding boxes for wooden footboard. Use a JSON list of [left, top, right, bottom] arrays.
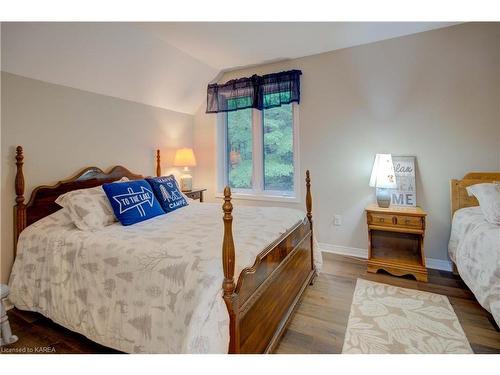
[[222, 171, 316, 353]]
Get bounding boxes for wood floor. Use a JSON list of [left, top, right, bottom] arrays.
[[3, 253, 499, 354], [275, 253, 500, 353]]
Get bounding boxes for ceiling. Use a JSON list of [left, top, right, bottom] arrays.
[[138, 22, 457, 71], [1, 23, 218, 114], [2, 22, 457, 114]]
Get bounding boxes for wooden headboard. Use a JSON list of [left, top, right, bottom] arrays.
[[14, 146, 144, 254], [450, 172, 500, 217]]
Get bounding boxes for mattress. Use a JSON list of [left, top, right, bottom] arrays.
[[448, 207, 500, 325], [9, 202, 322, 353]]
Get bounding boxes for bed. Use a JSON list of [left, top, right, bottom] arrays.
[[9, 146, 321, 353], [448, 172, 500, 326]]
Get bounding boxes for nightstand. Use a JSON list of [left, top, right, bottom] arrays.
[[183, 188, 206, 202], [365, 204, 428, 282]]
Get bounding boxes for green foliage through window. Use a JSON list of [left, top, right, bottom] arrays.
[[263, 101, 293, 191], [227, 104, 252, 189], [226, 94, 294, 193]]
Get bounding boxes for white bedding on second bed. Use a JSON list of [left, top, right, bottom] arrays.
[[448, 207, 500, 325], [9, 202, 322, 353]]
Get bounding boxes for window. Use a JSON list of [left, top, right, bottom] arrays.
[[227, 107, 253, 189], [219, 94, 299, 201], [263, 102, 294, 192]]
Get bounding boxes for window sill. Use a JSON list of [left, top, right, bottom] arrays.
[[214, 192, 300, 203]]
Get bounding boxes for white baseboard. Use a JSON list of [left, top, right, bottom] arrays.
[[319, 242, 453, 272], [424, 258, 453, 272], [320, 243, 368, 258]]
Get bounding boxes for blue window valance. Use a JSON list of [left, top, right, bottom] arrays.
[[206, 69, 302, 113]]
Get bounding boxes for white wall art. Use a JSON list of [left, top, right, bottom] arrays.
[[390, 156, 416, 206]]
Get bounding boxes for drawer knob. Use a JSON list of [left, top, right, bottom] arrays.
[[405, 219, 411, 224], [379, 218, 384, 222]]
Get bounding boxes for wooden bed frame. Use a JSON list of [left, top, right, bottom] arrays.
[[449, 171, 500, 274], [13, 146, 316, 354], [450, 172, 500, 217]]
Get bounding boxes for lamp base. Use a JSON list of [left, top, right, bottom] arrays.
[[376, 188, 392, 208], [180, 174, 192, 192]]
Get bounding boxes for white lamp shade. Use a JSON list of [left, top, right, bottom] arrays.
[[173, 148, 197, 168], [369, 154, 397, 189]]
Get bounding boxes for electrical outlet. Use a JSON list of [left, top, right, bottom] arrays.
[[333, 214, 342, 226]]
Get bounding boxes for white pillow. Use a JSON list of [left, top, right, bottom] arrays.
[[56, 177, 128, 231], [466, 183, 500, 225]]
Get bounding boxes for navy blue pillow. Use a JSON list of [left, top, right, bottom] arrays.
[[102, 179, 165, 226], [146, 175, 188, 214]]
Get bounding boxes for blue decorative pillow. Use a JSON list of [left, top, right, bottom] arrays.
[[146, 175, 188, 214], [102, 179, 165, 226]]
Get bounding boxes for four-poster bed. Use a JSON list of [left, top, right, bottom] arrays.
[[11, 146, 317, 353]]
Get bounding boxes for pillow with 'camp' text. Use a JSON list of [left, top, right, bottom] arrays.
[[146, 175, 188, 214], [102, 179, 165, 226]]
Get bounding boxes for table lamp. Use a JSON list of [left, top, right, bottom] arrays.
[[369, 153, 397, 208], [173, 148, 197, 191]]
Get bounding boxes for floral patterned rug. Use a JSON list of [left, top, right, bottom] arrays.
[[342, 279, 473, 354]]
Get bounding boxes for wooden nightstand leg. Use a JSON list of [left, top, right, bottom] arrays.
[[414, 272, 428, 282], [419, 234, 428, 282], [367, 264, 379, 275], [367, 229, 372, 260], [420, 234, 426, 268]]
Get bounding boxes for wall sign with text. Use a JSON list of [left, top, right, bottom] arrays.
[[390, 156, 416, 207]]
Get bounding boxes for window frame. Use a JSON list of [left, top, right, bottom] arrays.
[[216, 103, 300, 203]]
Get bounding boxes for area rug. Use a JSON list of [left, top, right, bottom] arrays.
[[342, 279, 473, 354]]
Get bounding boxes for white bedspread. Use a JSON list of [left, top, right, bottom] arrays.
[[9, 202, 322, 353], [448, 207, 500, 325]]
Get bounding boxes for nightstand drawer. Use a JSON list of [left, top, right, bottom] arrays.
[[185, 191, 201, 200], [368, 212, 394, 226], [183, 188, 206, 202], [396, 215, 423, 229], [368, 212, 423, 229]]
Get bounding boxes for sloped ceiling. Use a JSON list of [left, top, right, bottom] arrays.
[[1, 22, 456, 114], [138, 22, 457, 71], [1, 22, 219, 114]]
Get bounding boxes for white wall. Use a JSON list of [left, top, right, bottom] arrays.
[[1, 23, 219, 115], [0, 24, 3, 277], [193, 23, 500, 262], [0, 72, 195, 283]]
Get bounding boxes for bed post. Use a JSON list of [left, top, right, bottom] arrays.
[[306, 170, 312, 225], [156, 149, 161, 177], [306, 170, 315, 279], [222, 186, 240, 353], [14, 146, 27, 257]]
